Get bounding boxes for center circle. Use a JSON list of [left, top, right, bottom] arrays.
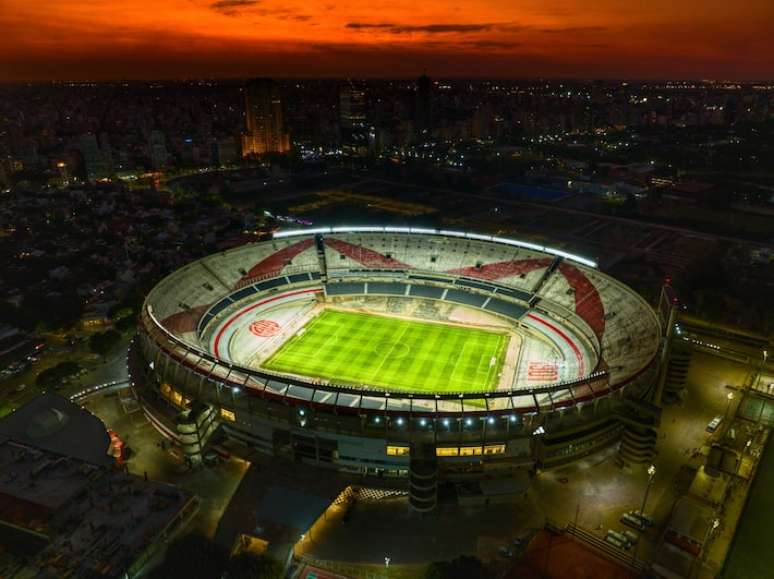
[[373, 340, 411, 360]]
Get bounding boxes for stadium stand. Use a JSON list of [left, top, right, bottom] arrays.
[[484, 298, 528, 320], [443, 288, 488, 308], [326, 282, 366, 295], [367, 282, 407, 295], [409, 285, 445, 299]]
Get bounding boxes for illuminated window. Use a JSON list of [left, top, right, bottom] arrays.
[[459, 446, 483, 456], [483, 444, 506, 455], [220, 408, 236, 422], [435, 447, 460, 457], [171, 391, 183, 406], [386, 445, 410, 456], [160, 383, 172, 397]]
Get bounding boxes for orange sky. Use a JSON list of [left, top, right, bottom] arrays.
[[1, 0, 773, 80]]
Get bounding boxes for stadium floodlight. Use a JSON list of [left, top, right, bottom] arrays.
[[272, 227, 331, 238], [464, 417, 473, 427], [332, 226, 374, 232], [487, 417, 495, 425], [550, 249, 597, 268], [298, 408, 305, 416], [374, 416, 381, 424], [465, 232, 493, 242], [396, 417, 404, 426], [509, 415, 518, 423], [232, 387, 241, 394], [442, 418, 450, 427], [439, 229, 466, 238], [419, 418, 427, 427]]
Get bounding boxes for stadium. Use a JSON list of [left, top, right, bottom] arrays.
[[132, 227, 663, 510]]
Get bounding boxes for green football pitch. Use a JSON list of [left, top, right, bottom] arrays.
[[263, 309, 509, 393]]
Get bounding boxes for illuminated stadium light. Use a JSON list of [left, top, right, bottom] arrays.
[[273, 227, 329, 238], [419, 418, 427, 427], [374, 416, 381, 424], [509, 415, 518, 423], [396, 417, 405, 426], [442, 418, 450, 427], [298, 408, 305, 416], [464, 417, 473, 427], [487, 417, 495, 425], [232, 387, 241, 394]]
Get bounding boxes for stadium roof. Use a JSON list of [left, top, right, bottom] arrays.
[[0, 392, 112, 466]]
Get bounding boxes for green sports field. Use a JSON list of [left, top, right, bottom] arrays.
[[263, 309, 509, 393]]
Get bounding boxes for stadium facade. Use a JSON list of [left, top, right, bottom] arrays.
[[131, 228, 663, 510]]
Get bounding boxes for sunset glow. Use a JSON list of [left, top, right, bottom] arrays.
[[2, 0, 773, 80]]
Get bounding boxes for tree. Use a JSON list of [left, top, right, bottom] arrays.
[[425, 556, 489, 579], [89, 329, 121, 356], [36, 361, 81, 388], [22, 292, 84, 330], [225, 552, 283, 579], [149, 534, 228, 579]]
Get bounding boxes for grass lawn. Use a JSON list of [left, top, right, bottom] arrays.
[[263, 309, 509, 393]]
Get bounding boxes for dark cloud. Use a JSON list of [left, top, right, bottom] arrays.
[[539, 26, 607, 34], [346, 22, 496, 34], [463, 40, 520, 49], [346, 22, 397, 29], [210, 0, 260, 16]]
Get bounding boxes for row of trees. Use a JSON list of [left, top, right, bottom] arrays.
[[150, 535, 490, 579], [35, 361, 81, 388], [149, 534, 283, 579]]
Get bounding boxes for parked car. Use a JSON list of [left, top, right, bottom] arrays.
[[707, 416, 723, 433]]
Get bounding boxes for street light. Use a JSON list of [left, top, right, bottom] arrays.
[[724, 391, 735, 422], [638, 464, 656, 522]]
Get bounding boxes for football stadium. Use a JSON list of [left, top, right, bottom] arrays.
[[132, 227, 663, 510]]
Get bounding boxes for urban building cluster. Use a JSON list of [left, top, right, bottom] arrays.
[[2, 78, 773, 190]]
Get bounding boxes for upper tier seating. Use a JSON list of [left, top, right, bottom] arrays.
[[147, 232, 660, 387]]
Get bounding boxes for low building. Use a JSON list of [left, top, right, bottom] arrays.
[[0, 394, 198, 578]]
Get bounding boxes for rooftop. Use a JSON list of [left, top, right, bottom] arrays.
[[0, 395, 198, 578]]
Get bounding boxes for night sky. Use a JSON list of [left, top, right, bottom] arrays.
[[2, 0, 773, 81]]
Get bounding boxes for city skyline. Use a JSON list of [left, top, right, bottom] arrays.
[[2, 0, 773, 82]]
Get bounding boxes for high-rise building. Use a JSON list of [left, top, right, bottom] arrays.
[[77, 133, 112, 181], [339, 82, 370, 157], [148, 130, 169, 169], [414, 73, 433, 139], [241, 78, 290, 157]]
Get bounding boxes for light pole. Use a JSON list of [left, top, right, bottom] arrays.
[[702, 518, 721, 555], [639, 464, 656, 520], [723, 392, 735, 423]]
